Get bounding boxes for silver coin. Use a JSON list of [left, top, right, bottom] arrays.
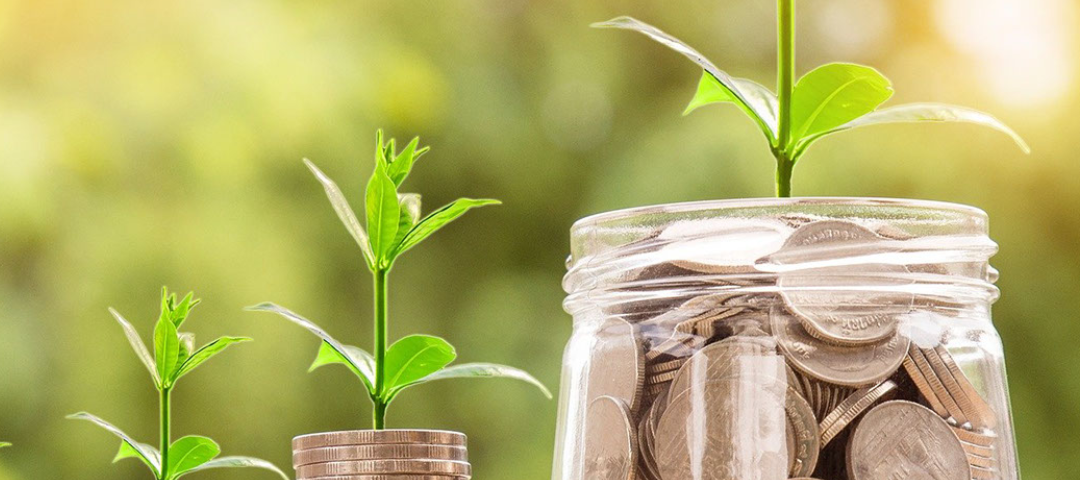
[[773, 221, 913, 346], [293, 430, 466, 451], [295, 459, 471, 478], [583, 395, 637, 480], [772, 310, 908, 388], [818, 380, 897, 447], [668, 336, 783, 401], [293, 444, 468, 468], [848, 401, 970, 480], [587, 318, 645, 412], [784, 389, 820, 477], [655, 379, 788, 480]]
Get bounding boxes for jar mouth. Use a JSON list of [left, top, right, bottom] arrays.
[[571, 197, 987, 238], [564, 197, 999, 312]]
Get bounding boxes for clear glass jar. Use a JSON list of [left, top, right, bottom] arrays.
[[554, 198, 1019, 480]]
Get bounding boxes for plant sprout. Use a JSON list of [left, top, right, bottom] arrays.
[[249, 130, 551, 430], [0, 442, 9, 449], [69, 288, 287, 480], [594, 0, 1029, 197]]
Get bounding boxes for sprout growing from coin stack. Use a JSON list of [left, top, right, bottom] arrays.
[[251, 130, 550, 429]]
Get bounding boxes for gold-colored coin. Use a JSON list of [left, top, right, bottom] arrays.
[[293, 444, 468, 468], [294, 459, 471, 478], [951, 426, 998, 447], [293, 430, 467, 451]]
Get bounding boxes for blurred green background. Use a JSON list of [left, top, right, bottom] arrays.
[[0, 0, 1077, 479]]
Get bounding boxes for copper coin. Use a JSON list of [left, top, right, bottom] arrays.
[[772, 311, 908, 387], [848, 401, 970, 480]]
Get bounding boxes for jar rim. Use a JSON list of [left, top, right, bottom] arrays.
[[571, 197, 987, 234]]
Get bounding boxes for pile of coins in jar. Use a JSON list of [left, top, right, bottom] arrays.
[[292, 430, 471, 479], [580, 219, 1001, 480]]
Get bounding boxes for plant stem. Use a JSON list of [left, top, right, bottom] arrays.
[[372, 268, 389, 430], [775, 0, 796, 197], [159, 387, 172, 480]]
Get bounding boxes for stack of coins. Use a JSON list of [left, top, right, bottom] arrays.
[[292, 430, 471, 479], [577, 218, 1006, 480]]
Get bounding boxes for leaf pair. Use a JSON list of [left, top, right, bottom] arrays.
[[247, 303, 551, 407], [595, 16, 1029, 162], [68, 413, 287, 480], [304, 131, 499, 272], [114, 288, 249, 390]]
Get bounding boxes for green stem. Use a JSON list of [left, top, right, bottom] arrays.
[[776, 0, 796, 197], [159, 387, 171, 480], [372, 268, 389, 430]]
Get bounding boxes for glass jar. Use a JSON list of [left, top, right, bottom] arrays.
[[554, 198, 1019, 480]]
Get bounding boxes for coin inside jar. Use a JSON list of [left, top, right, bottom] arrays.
[[583, 395, 637, 480], [654, 379, 788, 480], [848, 400, 970, 480], [772, 310, 908, 388], [586, 318, 645, 412]]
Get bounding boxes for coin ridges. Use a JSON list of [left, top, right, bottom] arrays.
[[819, 380, 897, 446], [293, 430, 467, 451], [295, 459, 471, 478], [293, 444, 468, 468]]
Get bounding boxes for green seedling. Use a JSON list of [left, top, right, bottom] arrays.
[[250, 130, 551, 430], [68, 288, 287, 480], [594, 0, 1029, 197], [0, 442, 9, 449]]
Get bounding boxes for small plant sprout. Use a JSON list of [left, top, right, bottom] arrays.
[[0, 442, 9, 449], [593, 0, 1029, 197], [68, 288, 287, 480], [249, 130, 551, 430]]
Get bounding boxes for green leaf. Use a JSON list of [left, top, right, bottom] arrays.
[[169, 291, 199, 328], [154, 316, 180, 387], [67, 412, 161, 477], [303, 158, 376, 269], [393, 198, 501, 258], [793, 102, 1031, 158], [174, 456, 289, 480], [114, 440, 162, 472], [790, 63, 893, 146], [309, 341, 377, 386], [685, 72, 778, 133], [392, 193, 422, 247], [246, 303, 376, 396], [166, 435, 220, 479], [109, 308, 161, 387], [172, 336, 252, 382], [592, 16, 777, 142], [386, 137, 430, 187], [382, 335, 456, 398], [0, 442, 10, 449], [388, 362, 552, 401], [365, 163, 401, 264]]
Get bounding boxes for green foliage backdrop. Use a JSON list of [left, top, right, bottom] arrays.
[[0, 0, 1077, 479]]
